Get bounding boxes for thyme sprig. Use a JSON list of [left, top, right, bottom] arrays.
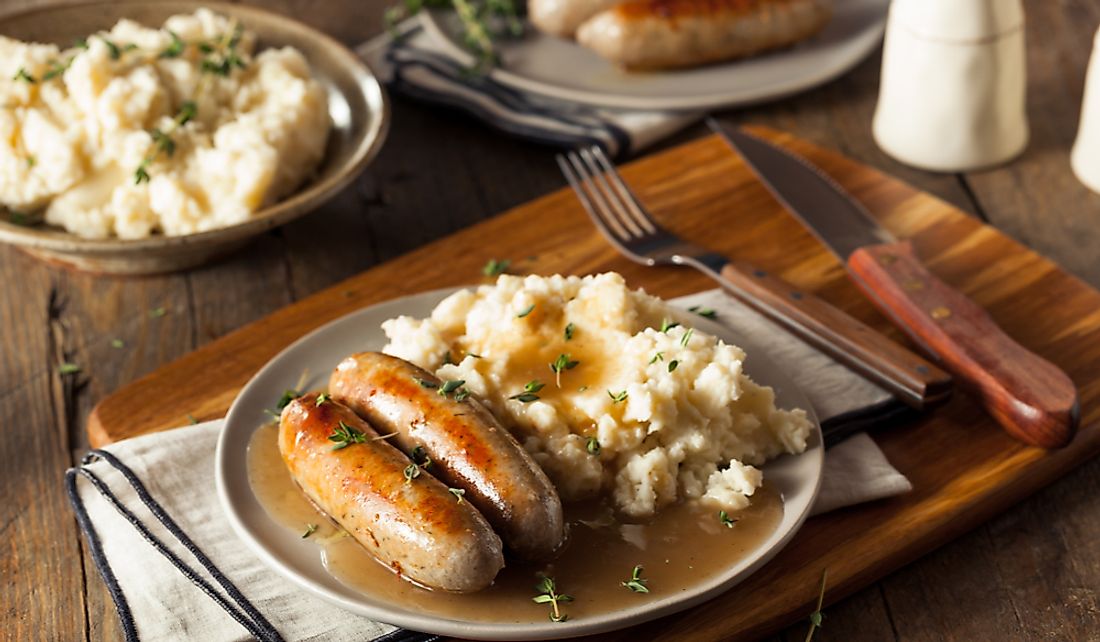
[[384, 0, 524, 71], [550, 353, 578, 387], [532, 575, 573, 622], [134, 100, 197, 184], [329, 420, 368, 450], [621, 565, 649, 593], [805, 569, 828, 642]]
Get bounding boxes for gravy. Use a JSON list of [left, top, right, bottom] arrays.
[[247, 423, 782, 623]]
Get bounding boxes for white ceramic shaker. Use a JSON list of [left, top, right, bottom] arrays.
[[872, 0, 1028, 172], [1071, 26, 1100, 192]]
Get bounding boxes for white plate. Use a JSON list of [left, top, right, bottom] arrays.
[[216, 287, 824, 640], [420, 0, 888, 111]]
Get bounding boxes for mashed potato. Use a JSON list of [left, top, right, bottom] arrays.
[[0, 9, 329, 238], [382, 273, 812, 518]]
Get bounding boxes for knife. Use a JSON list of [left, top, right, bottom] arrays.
[[709, 121, 1079, 449]]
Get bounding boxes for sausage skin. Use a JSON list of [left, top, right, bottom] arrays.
[[329, 352, 566, 561], [278, 395, 504, 592], [575, 0, 832, 70], [529, 0, 621, 38]]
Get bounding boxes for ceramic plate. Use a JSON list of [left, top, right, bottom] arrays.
[[0, 1, 389, 275], [420, 0, 888, 111], [216, 287, 823, 640]]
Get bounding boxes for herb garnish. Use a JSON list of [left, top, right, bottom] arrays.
[[187, 413, 199, 425], [276, 389, 300, 411], [99, 37, 123, 60], [315, 392, 331, 406], [449, 488, 466, 503], [718, 510, 737, 528], [608, 390, 628, 403], [135, 101, 197, 184], [438, 379, 467, 400], [680, 328, 694, 347], [442, 351, 455, 365], [160, 30, 186, 58], [509, 380, 545, 403], [13, 67, 35, 83], [403, 463, 421, 483], [668, 360, 679, 373], [415, 377, 439, 389], [805, 569, 828, 642], [621, 565, 649, 593], [550, 353, 578, 387], [149, 306, 168, 317], [58, 362, 81, 375], [482, 258, 510, 276], [302, 523, 318, 539], [532, 575, 573, 622], [586, 436, 600, 456], [41, 58, 73, 82], [329, 420, 368, 450], [199, 22, 246, 77], [563, 322, 575, 340], [688, 305, 717, 319], [649, 352, 663, 364], [110, 338, 124, 349], [516, 304, 535, 318], [659, 318, 679, 333]]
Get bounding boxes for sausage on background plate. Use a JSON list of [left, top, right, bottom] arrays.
[[279, 395, 504, 592], [329, 352, 567, 561], [529, 0, 621, 37], [576, 0, 832, 70]]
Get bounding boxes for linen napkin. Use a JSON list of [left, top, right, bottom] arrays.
[[356, 22, 699, 157], [67, 289, 912, 642]]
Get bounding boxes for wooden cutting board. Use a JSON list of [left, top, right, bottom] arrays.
[[87, 127, 1100, 641]]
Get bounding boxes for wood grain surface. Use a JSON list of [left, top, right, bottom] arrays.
[[2, 1, 1100, 641]]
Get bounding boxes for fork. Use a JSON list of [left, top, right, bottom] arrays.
[[556, 146, 952, 410]]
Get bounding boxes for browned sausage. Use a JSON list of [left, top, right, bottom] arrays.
[[278, 395, 504, 592], [329, 352, 566, 560], [575, 0, 831, 70]]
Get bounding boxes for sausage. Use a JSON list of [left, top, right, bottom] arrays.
[[529, 0, 621, 38], [329, 352, 566, 561], [278, 395, 504, 592], [575, 0, 832, 70]]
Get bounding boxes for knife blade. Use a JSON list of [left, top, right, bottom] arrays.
[[709, 120, 1079, 449]]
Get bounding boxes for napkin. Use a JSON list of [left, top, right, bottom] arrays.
[[356, 22, 699, 157], [67, 289, 912, 641]]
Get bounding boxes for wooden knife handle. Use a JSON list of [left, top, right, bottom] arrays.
[[848, 240, 1079, 448], [718, 261, 952, 410]]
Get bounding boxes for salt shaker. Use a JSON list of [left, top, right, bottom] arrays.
[[1072, 26, 1100, 192], [872, 0, 1028, 172]]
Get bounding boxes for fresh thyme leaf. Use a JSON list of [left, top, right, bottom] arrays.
[[442, 350, 454, 365], [329, 420, 367, 450], [403, 462, 421, 483], [151, 129, 176, 156], [454, 387, 471, 401], [149, 306, 166, 318], [41, 58, 72, 82], [482, 258, 510, 276], [110, 338, 124, 349], [10, 211, 36, 226], [564, 322, 575, 340], [718, 510, 737, 528], [668, 360, 679, 373], [516, 303, 535, 318], [532, 575, 572, 622], [74, 38, 89, 50], [578, 385, 588, 392], [438, 379, 467, 398], [649, 351, 664, 364], [301, 523, 318, 538], [187, 413, 198, 425], [608, 390, 628, 403], [467, 352, 482, 359], [804, 569, 828, 642], [58, 362, 80, 375], [680, 328, 694, 347], [276, 389, 299, 410], [510, 380, 544, 403], [160, 30, 185, 58], [134, 163, 151, 185], [524, 380, 545, 393], [688, 305, 717, 319], [315, 392, 331, 406], [659, 318, 679, 333], [550, 353, 579, 387], [449, 487, 466, 503], [177, 101, 198, 125], [100, 37, 122, 60], [510, 392, 539, 403], [621, 565, 649, 593], [586, 436, 600, 456], [415, 377, 438, 389], [13, 67, 35, 83]]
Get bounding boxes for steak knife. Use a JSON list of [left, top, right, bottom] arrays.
[[709, 121, 1079, 448]]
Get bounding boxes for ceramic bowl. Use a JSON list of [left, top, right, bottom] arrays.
[[0, 1, 389, 275]]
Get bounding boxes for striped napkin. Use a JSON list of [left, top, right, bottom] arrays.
[[66, 289, 912, 641], [356, 21, 699, 157]]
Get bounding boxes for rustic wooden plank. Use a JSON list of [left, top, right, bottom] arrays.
[[81, 130, 1100, 641]]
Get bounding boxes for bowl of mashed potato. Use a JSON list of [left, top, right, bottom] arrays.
[[0, 3, 389, 274]]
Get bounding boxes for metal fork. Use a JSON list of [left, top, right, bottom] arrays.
[[556, 146, 952, 410]]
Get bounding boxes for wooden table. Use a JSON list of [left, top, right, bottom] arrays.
[[2, 1, 1098, 640]]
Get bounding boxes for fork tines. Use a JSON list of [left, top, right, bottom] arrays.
[[556, 146, 659, 243]]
